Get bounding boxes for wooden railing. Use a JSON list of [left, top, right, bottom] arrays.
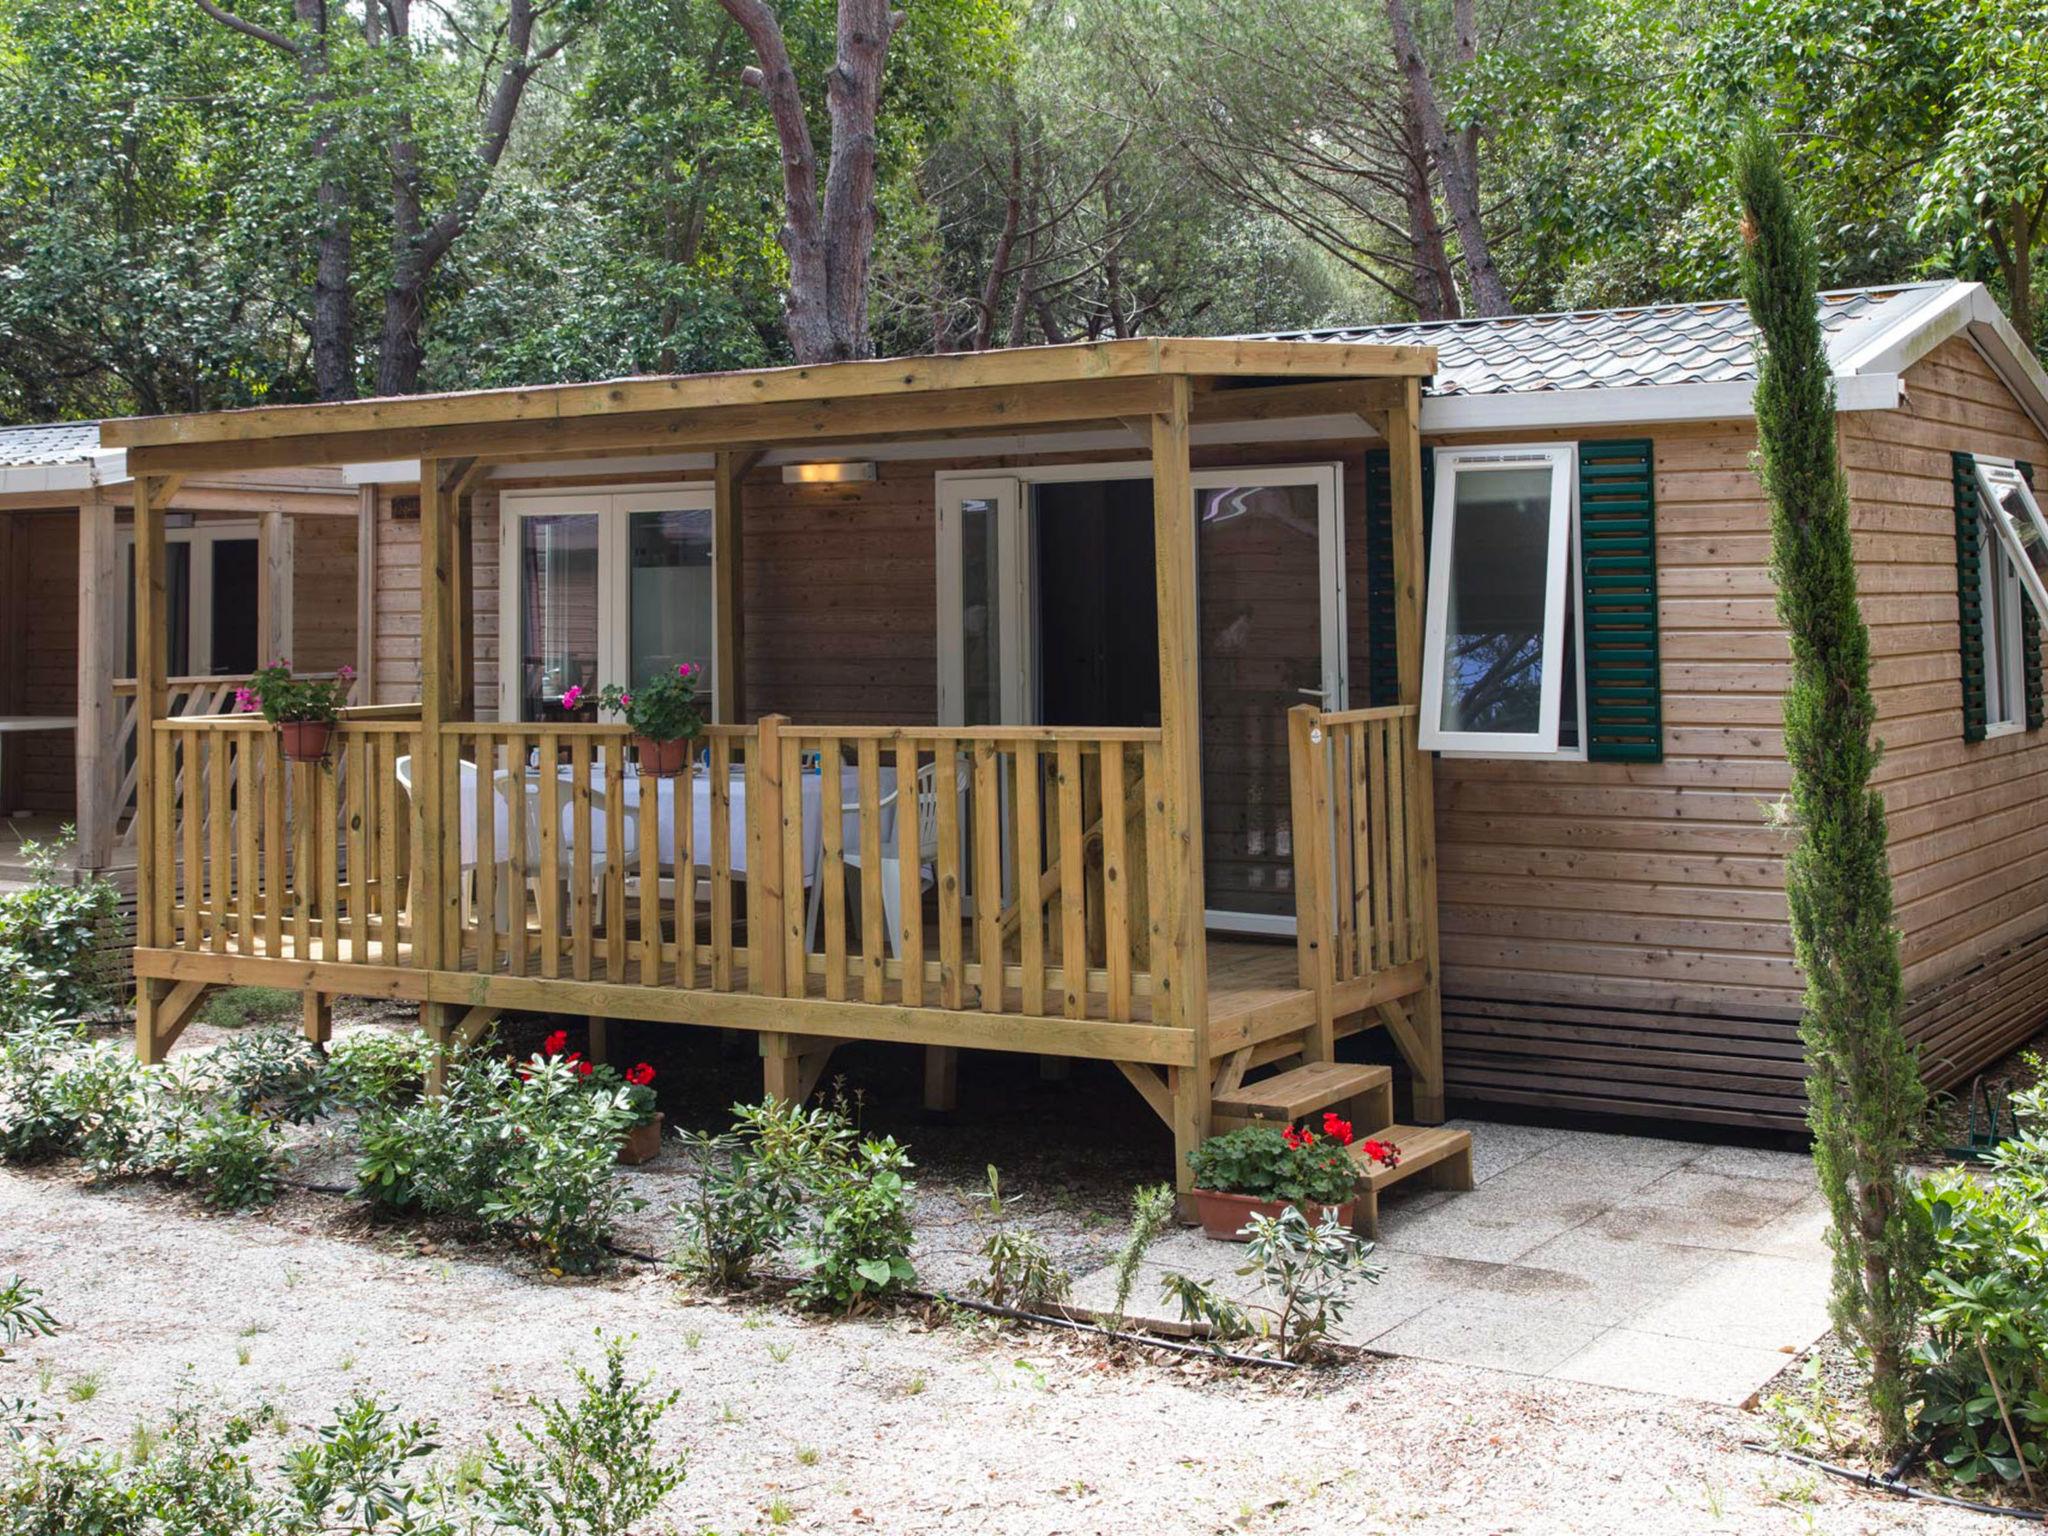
[[148, 713, 1169, 1028], [112, 673, 357, 854], [1287, 703, 1431, 1001]]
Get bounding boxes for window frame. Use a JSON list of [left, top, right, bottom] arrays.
[[1975, 458, 2048, 620], [1418, 443, 1585, 759], [497, 483, 718, 724], [1973, 455, 2046, 738]]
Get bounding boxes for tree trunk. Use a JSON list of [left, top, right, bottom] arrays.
[[972, 124, 1024, 351], [721, 0, 901, 364], [1401, 99, 1461, 320], [1383, 0, 1510, 316]]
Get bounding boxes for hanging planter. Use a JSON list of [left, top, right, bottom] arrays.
[[278, 719, 336, 763], [237, 662, 354, 765], [595, 664, 705, 777]]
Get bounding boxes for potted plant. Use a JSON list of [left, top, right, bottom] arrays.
[[237, 661, 354, 762], [613, 1061, 663, 1165], [1186, 1114, 1400, 1241], [599, 663, 705, 777]]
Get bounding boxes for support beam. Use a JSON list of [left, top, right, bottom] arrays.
[[132, 475, 171, 1047], [355, 485, 378, 700], [257, 511, 293, 667], [1149, 376, 1211, 1199], [75, 492, 121, 870], [302, 991, 333, 1048], [136, 978, 208, 1065], [414, 459, 455, 997], [713, 450, 748, 723], [761, 1030, 836, 1106], [922, 1045, 958, 1116], [1385, 377, 1445, 1123]]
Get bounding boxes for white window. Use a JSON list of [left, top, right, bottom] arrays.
[[1974, 458, 2048, 733], [121, 521, 263, 678], [499, 486, 717, 723], [1418, 445, 1584, 757]]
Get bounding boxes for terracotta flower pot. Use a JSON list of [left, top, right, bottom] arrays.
[[1191, 1187, 1356, 1242], [618, 1112, 664, 1166], [634, 736, 691, 777], [279, 720, 335, 763]]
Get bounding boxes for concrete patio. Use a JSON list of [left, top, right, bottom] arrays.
[[1072, 1118, 1831, 1405]]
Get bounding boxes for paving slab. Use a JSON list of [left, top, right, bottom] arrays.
[[1066, 1118, 1836, 1407]]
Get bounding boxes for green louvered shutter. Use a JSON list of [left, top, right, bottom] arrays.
[[1578, 439, 1663, 762], [1363, 446, 1435, 708], [1954, 451, 1989, 743], [2021, 461, 2045, 730]]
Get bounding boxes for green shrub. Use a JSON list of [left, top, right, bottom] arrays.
[[203, 1028, 331, 1124], [970, 1167, 1071, 1310], [280, 1396, 455, 1535], [669, 1099, 846, 1290], [1162, 1205, 1381, 1362], [324, 1030, 435, 1110], [482, 1334, 684, 1536], [797, 1134, 918, 1313], [1106, 1183, 1176, 1335], [1913, 1082, 2048, 1491], [156, 1104, 288, 1213], [0, 838, 122, 1024], [0, 1277, 56, 1359], [0, 1022, 83, 1162]]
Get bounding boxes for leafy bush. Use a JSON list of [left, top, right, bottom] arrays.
[[353, 1051, 641, 1273], [156, 1104, 288, 1213], [670, 1099, 847, 1290], [798, 1134, 918, 1313], [1913, 1081, 2048, 1491], [970, 1167, 1071, 1311], [194, 987, 304, 1032], [1106, 1183, 1176, 1335], [324, 1030, 436, 1111], [204, 1028, 332, 1124], [0, 1343, 683, 1535], [1162, 1205, 1382, 1362], [0, 838, 122, 1023], [483, 1334, 685, 1536], [0, 1022, 82, 1162]]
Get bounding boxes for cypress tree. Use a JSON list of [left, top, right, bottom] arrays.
[[1736, 121, 1926, 1452]]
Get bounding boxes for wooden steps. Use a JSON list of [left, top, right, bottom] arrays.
[[1349, 1123, 1474, 1237], [1212, 1061, 1392, 1132]]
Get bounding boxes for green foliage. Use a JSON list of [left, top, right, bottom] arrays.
[[0, 1021, 85, 1163], [0, 1278, 56, 1359], [796, 1135, 918, 1314], [352, 1052, 642, 1273], [202, 1027, 332, 1124], [155, 1104, 287, 1214], [1187, 1125, 1360, 1207], [969, 1167, 1071, 1310], [194, 987, 304, 1032], [1162, 1206, 1382, 1362], [0, 840, 122, 1023], [1106, 1183, 1177, 1336], [239, 662, 352, 726], [482, 1333, 685, 1536], [599, 664, 705, 743], [0, 1340, 683, 1535], [1737, 120, 1926, 1455], [323, 1030, 436, 1111], [1912, 1084, 2048, 1492]]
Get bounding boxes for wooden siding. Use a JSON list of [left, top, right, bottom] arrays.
[[1849, 335, 2048, 1085], [371, 487, 500, 710], [290, 513, 360, 674], [1425, 421, 1807, 1130], [4, 511, 80, 815]]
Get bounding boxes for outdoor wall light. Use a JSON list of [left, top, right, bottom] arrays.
[[779, 461, 877, 484]]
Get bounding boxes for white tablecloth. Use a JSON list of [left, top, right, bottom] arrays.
[[500, 763, 893, 885]]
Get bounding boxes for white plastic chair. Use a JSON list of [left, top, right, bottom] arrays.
[[805, 762, 942, 957]]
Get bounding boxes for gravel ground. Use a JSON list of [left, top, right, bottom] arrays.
[[0, 1008, 2018, 1533]]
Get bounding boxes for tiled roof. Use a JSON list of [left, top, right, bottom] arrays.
[[1246, 282, 1955, 396], [0, 420, 104, 468]]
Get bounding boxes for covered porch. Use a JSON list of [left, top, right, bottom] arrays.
[[104, 339, 1452, 1195]]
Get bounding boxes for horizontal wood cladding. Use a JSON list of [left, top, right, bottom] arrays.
[[291, 513, 359, 675], [1845, 336, 2048, 1073], [3, 512, 79, 815]]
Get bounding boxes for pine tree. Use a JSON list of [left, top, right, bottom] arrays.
[[1736, 121, 1926, 1452]]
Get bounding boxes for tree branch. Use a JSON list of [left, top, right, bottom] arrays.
[[192, 0, 301, 57]]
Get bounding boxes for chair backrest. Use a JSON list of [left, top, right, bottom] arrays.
[[394, 754, 413, 795], [914, 761, 942, 861]]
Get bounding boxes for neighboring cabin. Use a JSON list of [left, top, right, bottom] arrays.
[[0, 423, 362, 885]]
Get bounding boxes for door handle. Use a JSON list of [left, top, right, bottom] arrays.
[[1296, 686, 1331, 701]]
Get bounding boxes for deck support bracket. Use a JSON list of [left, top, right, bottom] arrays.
[[302, 992, 333, 1048], [1114, 1059, 1173, 1129], [136, 978, 209, 1064], [1375, 998, 1445, 1123], [761, 1030, 838, 1106]]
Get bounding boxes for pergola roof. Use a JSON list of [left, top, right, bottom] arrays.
[[100, 337, 1435, 476]]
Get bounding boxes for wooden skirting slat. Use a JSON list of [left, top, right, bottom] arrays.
[[1903, 921, 2048, 1087]]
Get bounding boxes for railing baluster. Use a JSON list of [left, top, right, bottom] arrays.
[[1055, 741, 1085, 1019], [236, 735, 257, 955], [974, 740, 1005, 1015], [710, 734, 733, 991], [1101, 741, 1131, 1022], [1014, 742, 1043, 1016], [377, 734, 400, 966], [182, 730, 203, 951], [570, 736, 594, 981], [318, 757, 340, 964], [604, 742, 626, 981], [346, 732, 368, 963], [208, 731, 230, 954], [678, 750, 697, 989], [637, 744, 659, 985], [857, 738, 884, 1003], [262, 729, 284, 957], [1383, 719, 1408, 965], [538, 731, 561, 979], [894, 737, 923, 1007], [503, 731, 527, 976], [476, 734, 498, 975], [780, 733, 806, 998], [820, 735, 847, 1002], [1368, 720, 1391, 973], [934, 742, 962, 1009], [1142, 740, 1168, 1020]]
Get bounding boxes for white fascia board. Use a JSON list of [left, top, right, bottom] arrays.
[[339, 459, 420, 485], [1419, 374, 1899, 433], [0, 462, 108, 497], [1833, 280, 2048, 442]]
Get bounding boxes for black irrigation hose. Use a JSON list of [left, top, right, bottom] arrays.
[[1742, 1441, 2047, 1522], [900, 1287, 1304, 1371]]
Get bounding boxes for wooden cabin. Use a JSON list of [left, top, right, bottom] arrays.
[[95, 278, 2048, 1196], [0, 423, 361, 886]]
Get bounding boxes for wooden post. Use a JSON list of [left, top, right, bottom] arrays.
[[416, 459, 456, 1044], [713, 450, 746, 724], [133, 474, 171, 1061], [257, 511, 293, 666], [1286, 705, 1337, 1062], [454, 485, 477, 718], [355, 485, 378, 699], [1386, 377, 1445, 1122], [1150, 377, 1210, 1200], [302, 992, 333, 1048], [75, 491, 120, 871], [923, 1046, 959, 1115]]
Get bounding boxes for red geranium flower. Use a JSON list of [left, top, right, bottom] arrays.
[[625, 1063, 655, 1087], [575, 1060, 595, 1078], [1362, 1138, 1400, 1168], [1321, 1112, 1355, 1146], [542, 1030, 569, 1057]]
